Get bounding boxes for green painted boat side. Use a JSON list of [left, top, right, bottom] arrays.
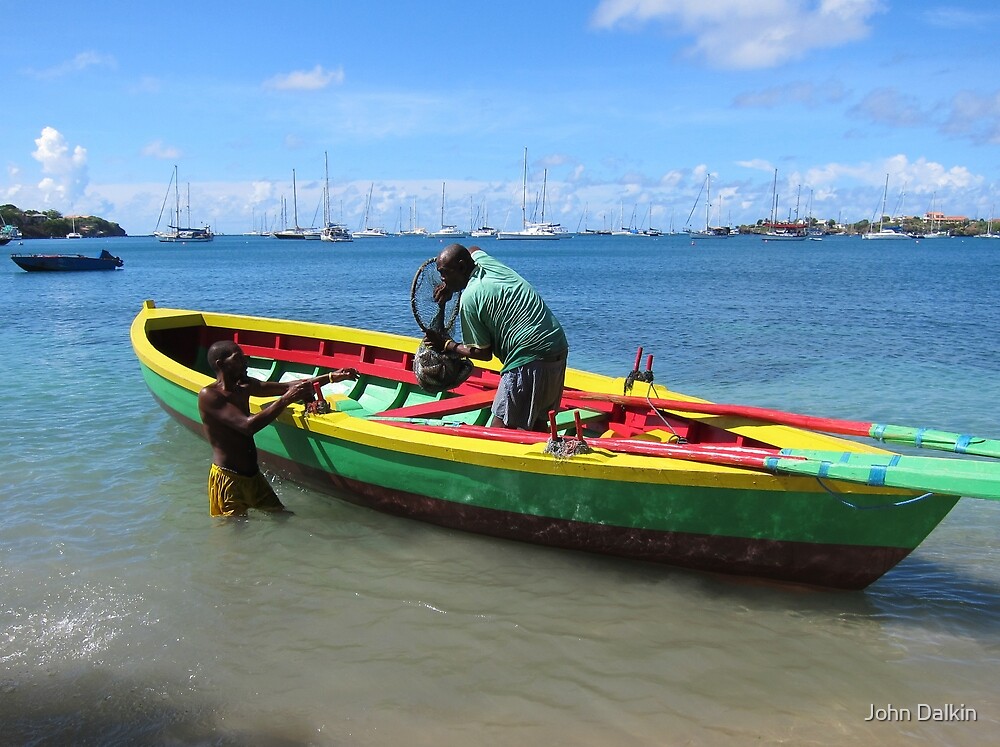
[[137, 360, 957, 549]]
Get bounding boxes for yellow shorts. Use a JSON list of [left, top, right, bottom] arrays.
[[208, 464, 285, 516]]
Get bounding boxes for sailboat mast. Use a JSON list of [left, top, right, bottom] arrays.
[[364, 183, 374, 229], [292, 169, 299, 229], [441, 182, 446, 227], [323, 152, 330, 227], [541, 169, 548, 223], [173, 165, 180, 228], [521, 147, 528, 229], [770, 169, 778, 226], [880, 173, 889, 231], [705, 174, 712, 231]]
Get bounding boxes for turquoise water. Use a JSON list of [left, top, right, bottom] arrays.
[[2, 233, 998, 745]]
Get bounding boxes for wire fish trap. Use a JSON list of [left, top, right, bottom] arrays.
[[303, 380, 332, 416], [410, 257, 473, 394], [412, 341, 474, 394], [543, 410, 594, 459], [544, 437, 594, 459], [624, 346, 655, 394]]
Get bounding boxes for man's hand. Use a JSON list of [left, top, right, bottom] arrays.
[[432, 282, 454, 305], [423, 328, 449, 352], [281, 379, 314, 404], [330, 368, 359, 382]]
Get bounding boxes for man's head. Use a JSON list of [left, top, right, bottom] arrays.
[[435, 243, 476, 292], [207, 340, 245, 375]]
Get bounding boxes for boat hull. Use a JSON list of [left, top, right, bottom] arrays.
[[131, 303, 959, 589], [861, 230, 912, 240], [11, 252, 123, 271]]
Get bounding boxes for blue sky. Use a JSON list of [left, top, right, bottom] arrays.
[[3, 1, 1000, 234]]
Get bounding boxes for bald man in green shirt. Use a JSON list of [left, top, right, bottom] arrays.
[[426, 243, 568, 431]]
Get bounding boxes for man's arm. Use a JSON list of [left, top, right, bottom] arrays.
[[442, 338, 492, 361], [198, 380, 312, 437], [423, 328, 492, 361], [246, 368, 359, 398]]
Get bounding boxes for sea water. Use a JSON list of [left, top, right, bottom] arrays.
[[1, 233, 998, 745]]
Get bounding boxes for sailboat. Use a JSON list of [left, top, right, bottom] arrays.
[[399, 199, 429, 236], [428, 183, 468, 238], [913, 193, 949, 239], [862, 174, 912, 240], [497, 149, 565, 240], [685, 173, 730, 239], [66, 216, 82, 239], [642, 204, 662, 237], [0, 211, 21, 245], [274, 169, 316, 239], [611, 202, 646, 236], [319, 152, 352, 243], [353, 184, 389, 238], [975, 205, 1000, 239], [470, 198, 497, 237], [761, 170, 807, 241], [154, 165, 214, 242]]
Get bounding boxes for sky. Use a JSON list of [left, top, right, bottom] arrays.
[[3, 0, 1000, 235]]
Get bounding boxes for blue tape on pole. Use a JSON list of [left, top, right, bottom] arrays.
[[915, 428, 926, 448], [818, 461, 831, 478], [888, 454, 901, 467], [867, 464, 888, 486], [955, 435, 972, 454], [871, 424, 886, 441], [764, 457, 778, 470]]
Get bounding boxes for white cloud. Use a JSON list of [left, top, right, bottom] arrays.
[[590, 0, 883, 69], [31, 127, 89, 203], [250, 181, 275, 204], [733, 80, 849, 109], [263, 64, 345, 91], [736, 158, 775, 173], [657, 169, 684, 189], [798, 155, 977, 195], [539, 153, 572, 168], [940, 90, 1000, 145], [850, 87, 929, 127], [29, 51, 117, 79], [142, 140, 182, 159]]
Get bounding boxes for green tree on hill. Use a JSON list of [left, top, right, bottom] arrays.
[[0, 204, 127, 238]]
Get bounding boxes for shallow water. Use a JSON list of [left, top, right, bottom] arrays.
[[1, 234, 998, 745]]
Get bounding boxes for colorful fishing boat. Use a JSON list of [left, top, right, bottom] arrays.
[[131, 301, 1000, 589], [11, 249, 124, 272]]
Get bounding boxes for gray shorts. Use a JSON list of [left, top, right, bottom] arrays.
[[492, 354, 567, 430]]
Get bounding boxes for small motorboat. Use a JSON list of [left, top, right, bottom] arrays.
[[10, 248, 124, 272]]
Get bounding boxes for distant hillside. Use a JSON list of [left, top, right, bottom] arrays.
[[0, 204, 127, 238]]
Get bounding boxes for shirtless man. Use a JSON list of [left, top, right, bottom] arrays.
[[197, 340, 358, 516]]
